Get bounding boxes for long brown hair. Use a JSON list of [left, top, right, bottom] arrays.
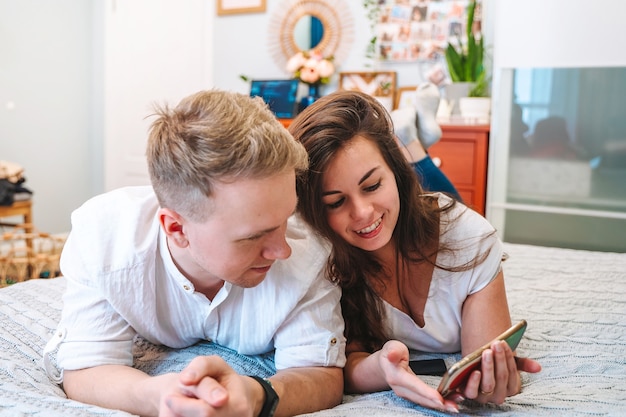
[[290, 91, 459, 351]]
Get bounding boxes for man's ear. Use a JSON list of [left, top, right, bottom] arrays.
[[159, 208, 189, 248]]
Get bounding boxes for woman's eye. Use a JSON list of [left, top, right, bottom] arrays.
[[364, 181, 381, 192], [325, 198, 344, 210]]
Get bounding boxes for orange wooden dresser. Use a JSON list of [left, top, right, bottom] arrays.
[[428, 121, 490, 215]]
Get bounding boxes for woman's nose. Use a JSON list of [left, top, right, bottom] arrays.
[[349, 196, 372, 220]]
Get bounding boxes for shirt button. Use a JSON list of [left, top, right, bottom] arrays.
[[183, 284, 191, 291], [330, 337, 337, 346]]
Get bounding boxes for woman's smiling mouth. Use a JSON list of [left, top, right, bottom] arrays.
[[356, 217, 382, 235]]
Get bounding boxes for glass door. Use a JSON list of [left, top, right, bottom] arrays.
[[488, 67, 626, 252]]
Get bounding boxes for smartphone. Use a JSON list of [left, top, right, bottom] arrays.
[[437, 319, 527, 397], [409, 358, 447, 376]]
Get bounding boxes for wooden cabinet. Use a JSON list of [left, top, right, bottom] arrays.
[[278, 119, 292, 129], [0, 200, 34, 253], [428, 122, 490, 215]]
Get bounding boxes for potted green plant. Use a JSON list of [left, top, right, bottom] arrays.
[[444, 0, 491, 119], [445, 0, 485, 95]]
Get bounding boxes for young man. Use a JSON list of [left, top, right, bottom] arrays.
[[43, 90, 346, 417]]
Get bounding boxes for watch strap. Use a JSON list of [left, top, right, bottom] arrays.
[[250, 375, 279, 417]]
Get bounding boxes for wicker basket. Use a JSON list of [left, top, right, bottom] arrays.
[[0, 224, 65, 287]]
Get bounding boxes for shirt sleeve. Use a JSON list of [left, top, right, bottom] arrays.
[[272, 269, 346, 370], [438, 194, 504, 296], [271, 216, 346, 370], [439, 194, 504, 296], [42, 223, 137, 384], [466, 230, 504, 295]]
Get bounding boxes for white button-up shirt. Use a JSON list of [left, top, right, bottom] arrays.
[[43, 186, 345, 383]]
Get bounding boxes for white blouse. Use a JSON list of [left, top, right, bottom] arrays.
[[383, 193, 504, 353]]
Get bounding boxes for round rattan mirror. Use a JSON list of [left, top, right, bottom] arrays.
[[269, 0, 354, 72], [293, 15, 323, 51]]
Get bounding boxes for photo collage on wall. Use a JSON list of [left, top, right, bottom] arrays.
[[376, 0, 480, 68]]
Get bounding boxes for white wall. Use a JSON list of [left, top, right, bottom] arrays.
[[1, 0, 493, 234], [212, 0, 495, 94], [0, 0, 94, 234], [493, 0, 626, 69], [101, 0, 214, 191], [212, 0, 372, 95]]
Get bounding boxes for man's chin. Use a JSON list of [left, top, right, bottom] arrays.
[[241, 267, 271, 287]]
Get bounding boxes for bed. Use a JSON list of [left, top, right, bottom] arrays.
[[1, 242, 625, 417]]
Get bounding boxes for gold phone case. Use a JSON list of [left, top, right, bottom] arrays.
[[437, 320, 528, 397]]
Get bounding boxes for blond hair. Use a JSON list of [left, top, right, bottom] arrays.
[[147, 89, 308, 221]]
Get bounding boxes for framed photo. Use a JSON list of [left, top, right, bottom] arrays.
[[394, 85, 418, 110], [339, 71, 397, 98], [217, 0, 266, 16], [339, 71, 397, 113]]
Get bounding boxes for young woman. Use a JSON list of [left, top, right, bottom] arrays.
[[289, 90, 541, 413]]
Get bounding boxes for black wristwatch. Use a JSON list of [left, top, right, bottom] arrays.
[[250, 375, 279, 417]]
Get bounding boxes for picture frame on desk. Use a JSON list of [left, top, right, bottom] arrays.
[[339, 71, 396, 98], [339, 71, 397, 113], [217, 0, 266, 16], [393, 85, 418, 110]]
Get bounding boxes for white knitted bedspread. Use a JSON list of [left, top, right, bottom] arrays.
[[1, 243, 625, 416]]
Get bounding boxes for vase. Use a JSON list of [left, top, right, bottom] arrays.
[[459, 97, 491, 122], [298, 83, 321, 113]]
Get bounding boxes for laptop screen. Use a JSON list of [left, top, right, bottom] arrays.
[[250, 79, 299, 119]]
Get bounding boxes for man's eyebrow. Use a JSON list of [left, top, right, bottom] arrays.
[[236, 225, 280, 242]]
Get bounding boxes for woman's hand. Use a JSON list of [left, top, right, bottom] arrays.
[[460, 271, 542, 405], [378, 340, 459, 413], [458, 340, 541, 405]]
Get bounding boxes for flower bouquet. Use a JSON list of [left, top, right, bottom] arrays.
[[286, 51, 335, 86]]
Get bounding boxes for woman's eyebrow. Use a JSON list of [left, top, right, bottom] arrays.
[[321, 166, 380, 197], [359, 167, 378, 185]]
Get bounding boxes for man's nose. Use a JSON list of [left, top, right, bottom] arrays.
[[263, 232, 292, 260]]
